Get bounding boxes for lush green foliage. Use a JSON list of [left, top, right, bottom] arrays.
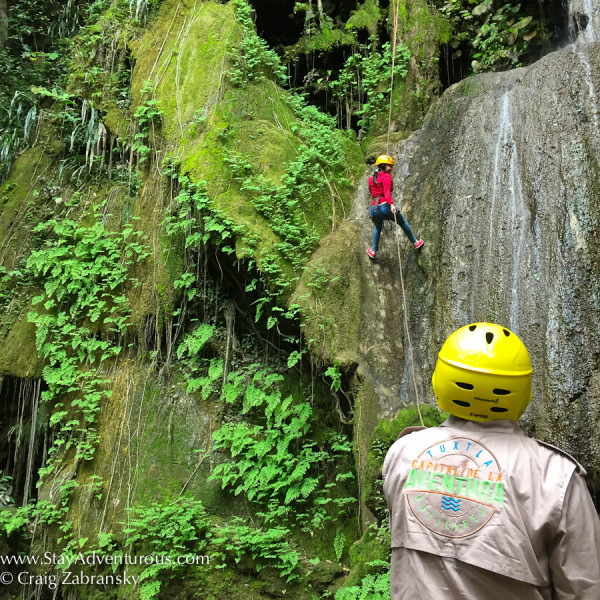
[[330, 40, 410, 132], [0, 471, 13, 507], [224, 93, 353, 296], [0, 2, 377, 597], [27, 201, 149, 472], [230, 0, 287, 87], [285, 1, 411, 135], [440, 0, 538, 72], [336, 571, 391, 600], [132, 93, 164, 163], [124, 496, 211, 600], [212, 518, 300, 582], [208, 364, 355, 530]]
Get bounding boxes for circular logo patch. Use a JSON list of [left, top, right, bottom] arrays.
[[404, 436, 503, 538]]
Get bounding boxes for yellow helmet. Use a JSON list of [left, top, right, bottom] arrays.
[[375, 154, 394, 166], [432, 323, 533, 422]]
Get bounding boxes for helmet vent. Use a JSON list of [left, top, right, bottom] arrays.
[[503, 329, 510, 337], [490, 407, 509, 413], [453, 400, 471, 407], [456, 382, 474, 390], [493, 388, 511, 395], [486, 332, 494, 344], [469, 325, 477, 331]]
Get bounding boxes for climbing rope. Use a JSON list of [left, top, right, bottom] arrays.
[[387, 1, 425, 426], [386, 0, 401, 153], [394, 214, 424, 427]]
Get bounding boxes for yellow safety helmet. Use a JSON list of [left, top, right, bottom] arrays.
[[375, 154, 394, 166], [432, 323, 533, 422]]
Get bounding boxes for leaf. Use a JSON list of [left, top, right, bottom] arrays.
[[514, 16, 533, 30], [334, 528, 345, 561], [287, 351, 302, 368], [472, 2, 491, 16]]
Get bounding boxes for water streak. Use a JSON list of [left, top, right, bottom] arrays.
[[581, 0, 599, 42], [487, 93, 527, 332], [573, 44, 600, 129], [571, 0, 599, 42]]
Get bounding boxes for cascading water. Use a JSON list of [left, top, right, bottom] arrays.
[[355, 4, 600, 485], [570, 0, 600, 42], [485, 93, 529, 332], [569, 0, 600, 130]]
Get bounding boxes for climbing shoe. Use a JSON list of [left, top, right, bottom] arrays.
[[413, 239, 424, 250], [366, 247, 376, 259]]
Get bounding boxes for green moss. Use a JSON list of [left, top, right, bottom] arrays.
[[455, 78, 487, 98], [0, 147, 50, 270], [129, 0, 364, 295], [0, 310, 43, 377], [346, 0, 381, 35], [342, 526, 389, 588], [363, 404, 446, 517], [351, 376, 380, 530], [293, 220, 365, 364]]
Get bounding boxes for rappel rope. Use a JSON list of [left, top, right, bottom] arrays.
[[386, 0, 401, 153], [394, 214, 424, 427], [388, 0, 424, 427]]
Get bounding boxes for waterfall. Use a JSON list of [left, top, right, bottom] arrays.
[[573, 44, 600, 128], [486, 92, 527, 332], [570, 0, 600, 42]]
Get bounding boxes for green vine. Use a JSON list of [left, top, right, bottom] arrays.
[[230, 0, 287, 88], [27, 201, 149, 474]]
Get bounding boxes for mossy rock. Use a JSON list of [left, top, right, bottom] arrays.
[[364, 132, 410, 165], [340, 526, 390, 589], [0, 310, 43, 377], [129, 0, 364, 296], [293, 220, 366, 364], [363, 404, 445, 518]]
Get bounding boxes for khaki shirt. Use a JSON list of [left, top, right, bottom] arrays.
[[382, 416, 600, 599]]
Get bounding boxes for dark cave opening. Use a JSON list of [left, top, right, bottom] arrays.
[[249, 0, 378, 131], [250, 0, 359, 48], [249, 0, 305, 48], [438, 0, 572, 91], [0, 376, 48, 507]]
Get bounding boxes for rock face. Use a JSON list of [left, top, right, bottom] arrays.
[[569, 0, 599, 42], [353, 38, 600, 487]]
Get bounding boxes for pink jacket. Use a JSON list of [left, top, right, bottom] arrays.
[[368, 171, 393, 207], [383, 416, 600, 599]]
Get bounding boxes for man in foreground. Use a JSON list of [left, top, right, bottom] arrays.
[[383, 322, 600, 599]]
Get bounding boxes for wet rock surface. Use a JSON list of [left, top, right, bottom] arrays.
[[353, 42, 600, 486]]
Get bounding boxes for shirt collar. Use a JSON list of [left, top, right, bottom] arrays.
[[441, 415, 525, 436]]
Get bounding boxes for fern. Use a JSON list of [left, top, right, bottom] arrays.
[[334, 528, 346, 561]]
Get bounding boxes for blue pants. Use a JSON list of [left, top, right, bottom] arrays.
[[369, 203, 416, 251]]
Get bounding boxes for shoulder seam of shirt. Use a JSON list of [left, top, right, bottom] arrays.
[[533, 438, 586, 475], [397, 425, 427, 440]]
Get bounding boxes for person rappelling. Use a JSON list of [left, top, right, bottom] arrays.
[[366, 154, 424, 259]]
